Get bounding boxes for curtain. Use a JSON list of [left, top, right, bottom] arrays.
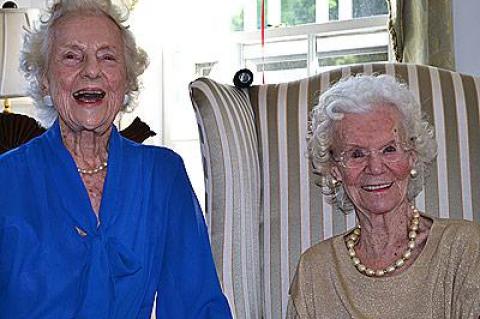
[[387, 0, 455, 70]]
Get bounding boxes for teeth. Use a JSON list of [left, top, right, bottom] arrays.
[[73, 90, 105, 98], [362, 183, 392, 191]]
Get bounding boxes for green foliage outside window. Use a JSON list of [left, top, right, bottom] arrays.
[[329, 0, 338, 20], [281, 0, 315, 26], [229, 0, 388, 31], [318, 52, 388, 67], [231, 9, 244, 31], [353, 0, 388, 18]]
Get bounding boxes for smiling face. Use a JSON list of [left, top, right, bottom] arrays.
[[43, 12, 127, 133], [331, 104, 415, 215]]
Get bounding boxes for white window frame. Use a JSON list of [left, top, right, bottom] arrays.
[[233, 15, 390, 79]]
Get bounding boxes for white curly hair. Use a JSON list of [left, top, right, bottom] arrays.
[[20, 0, 149, 126], [308, 74, 438, 213]]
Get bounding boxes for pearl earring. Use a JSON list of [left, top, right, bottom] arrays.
[[410, 168, 418, 179], [331, 178, 341, 187], [43, 95, 53, 107]]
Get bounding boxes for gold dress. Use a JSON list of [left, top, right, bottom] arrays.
[[287, 217, 480, 319]]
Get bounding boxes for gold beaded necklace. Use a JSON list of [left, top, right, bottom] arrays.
[[345, 205, 421, 277]]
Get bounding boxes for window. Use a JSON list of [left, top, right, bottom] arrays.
[[128, 0, 390, 211], [224, 0, 389, 83]]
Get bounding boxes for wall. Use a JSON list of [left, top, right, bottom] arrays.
[[453, 0, 480, 76]]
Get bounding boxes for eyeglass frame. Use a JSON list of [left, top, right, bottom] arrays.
[[331, 141, 414, 169]]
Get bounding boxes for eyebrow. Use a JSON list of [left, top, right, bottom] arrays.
[[343, 139, 398, 149], [58, 42, 119, 52], [58, 43, 84, 51], [97, 45, 119, 53]]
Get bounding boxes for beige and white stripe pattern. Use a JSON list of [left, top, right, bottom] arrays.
[[189, 63, 480, 319], [190, 79, 262, 318]]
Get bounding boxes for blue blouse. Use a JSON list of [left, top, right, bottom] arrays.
[[0, 120, 232, 319]]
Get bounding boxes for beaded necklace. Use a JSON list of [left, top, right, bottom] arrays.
[[345, 205, 421, 277], [77, 161, 108, 175]]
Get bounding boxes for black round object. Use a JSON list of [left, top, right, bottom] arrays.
[[1, 1, 18, 8], [233, 68, 254, 88]]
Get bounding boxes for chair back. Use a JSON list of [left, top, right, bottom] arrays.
[[189, 62, 480, 319]]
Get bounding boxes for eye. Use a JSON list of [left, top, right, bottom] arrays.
[[383, 144, 398, 154], [102, 54, 116, 61], [62, 52, 82, 64], [99, 52, 118, 62], [349, 148, 367, 159]]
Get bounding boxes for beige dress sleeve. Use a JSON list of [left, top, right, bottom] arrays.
[[287, 255, 312, 319], [448, 220, 480, 318]]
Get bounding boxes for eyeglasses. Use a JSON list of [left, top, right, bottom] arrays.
[[334, 142, 411, 168]]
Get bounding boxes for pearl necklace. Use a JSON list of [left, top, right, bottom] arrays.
[[77, 161, 108, 175], [345, 205, 421, 277]]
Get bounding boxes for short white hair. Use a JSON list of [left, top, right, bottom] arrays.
[[20, 0, 149, 126], [308, 74, 437, 212]]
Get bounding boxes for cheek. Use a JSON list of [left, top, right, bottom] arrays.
[[48, 80, 71, 107], [47, 71, 76, 96], [338, 168, 363, 186], [390, 161, 412, 180], [105, 68, 127, 91]]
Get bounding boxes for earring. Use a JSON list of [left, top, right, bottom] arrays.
[[331, 178, 341, 187], [123, 94, 130, 107], [43, 95, 53, 107], [410, 168, 418, 179]]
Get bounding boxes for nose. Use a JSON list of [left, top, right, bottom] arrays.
[[364, 152, 386, 174], [81, 56, 101, 79]]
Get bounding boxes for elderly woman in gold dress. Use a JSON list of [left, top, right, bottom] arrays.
[[287, 74, 480, 319]]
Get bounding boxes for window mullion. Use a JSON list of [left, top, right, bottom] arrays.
[[339, 0, 353, 20], [316, 0, 330, 23], [244, 0, 257, 31], [268, 0, 282, 26], [307, 33, 317, 77]]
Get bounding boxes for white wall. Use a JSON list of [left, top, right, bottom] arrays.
[[453, 0, 480, 76]]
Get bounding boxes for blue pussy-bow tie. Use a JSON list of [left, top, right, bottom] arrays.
[[76, 233, 142, 317]]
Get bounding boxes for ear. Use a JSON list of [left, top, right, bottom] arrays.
[[330, 164, 343, 182]]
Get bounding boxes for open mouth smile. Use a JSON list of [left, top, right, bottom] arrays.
[[72, 89, 106, 103], [361, 182, 393, 192]]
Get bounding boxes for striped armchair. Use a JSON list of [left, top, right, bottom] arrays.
[[189, 63, 480, 319]]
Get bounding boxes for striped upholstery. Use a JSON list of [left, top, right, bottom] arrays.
[[189, 63, 480, 319], [189, 79, 263, 319]]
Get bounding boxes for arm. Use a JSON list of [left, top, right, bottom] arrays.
[[287, 254, 313, 319], [155, 157, 232, 319], [451, 222, 480, 318], [286, 295, 302, 319]]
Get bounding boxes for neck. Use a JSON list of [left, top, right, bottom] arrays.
[[59, 120, 110, 168], [355, 201, 412, 259]]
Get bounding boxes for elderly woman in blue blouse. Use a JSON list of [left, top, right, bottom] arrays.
[[0, 0, 231, 318], [287, 74, 480, 318]]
